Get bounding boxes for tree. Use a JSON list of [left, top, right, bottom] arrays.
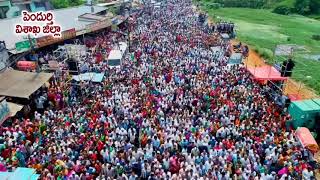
[[51, 0, 69, 9], [69, 0, 84, 6], [309, 0, 320, 14], [273, 5, 291, 15], [294, 0, 311, 15], [50, 0, 84, 9]]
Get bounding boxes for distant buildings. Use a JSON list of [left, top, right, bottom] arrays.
[[0, 0, 53, 19], [0, 5, 110, 51]]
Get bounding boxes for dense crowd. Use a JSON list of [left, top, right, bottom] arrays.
[[0, 0, 318, 179]]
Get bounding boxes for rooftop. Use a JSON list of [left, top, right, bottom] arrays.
[[78, 13, 107, 22]]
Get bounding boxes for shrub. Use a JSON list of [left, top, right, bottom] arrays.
[[309, 0, 320, 14], [254, 46, 273, 60], [273, 5, 292, 15], [51, 0, 83, 9], [212, 0, 266, 9], [312, 34, 320, 41], [294, 0, 311, 15], [208, 3, 221, 9], [261, 49, 273, 60]]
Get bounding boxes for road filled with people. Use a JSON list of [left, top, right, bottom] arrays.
[[0, 0, 317, 179]]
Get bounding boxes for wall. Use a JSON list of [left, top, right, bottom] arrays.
[[0, 0, 11, 19], [0, 47, 9, 71], [6, 7, 19, 17]]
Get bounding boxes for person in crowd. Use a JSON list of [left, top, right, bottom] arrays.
[[281, 58, 295, 77]]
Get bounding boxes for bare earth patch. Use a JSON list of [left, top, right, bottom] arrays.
[[275, 44, 308, 56], [302, 54, 320, 61]]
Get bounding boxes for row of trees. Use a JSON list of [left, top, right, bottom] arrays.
[[294, 0, 320, 15], [204, 0, 320, 16], [273, 0, 320, 15], [211, 0, 267, 9]]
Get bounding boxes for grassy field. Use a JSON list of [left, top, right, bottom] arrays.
[[200, 6, 320, 94]]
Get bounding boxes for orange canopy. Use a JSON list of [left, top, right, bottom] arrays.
[[247, 65, 288, 81], [295, 127, 319, 153]]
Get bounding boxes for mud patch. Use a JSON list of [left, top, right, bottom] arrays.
[[274, 44, 307, 56], [303, 54, 320, 61]]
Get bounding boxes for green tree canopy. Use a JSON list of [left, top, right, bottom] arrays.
[[309, 0, 320, 14], [294, 0, 311, 15], [51, 0, 84, 9]]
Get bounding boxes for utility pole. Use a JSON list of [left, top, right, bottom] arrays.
[[27, 34, 35, 51], [27, 34, 40, 73]]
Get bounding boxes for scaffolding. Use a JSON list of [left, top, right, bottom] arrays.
[[271, 44, 318, 100]]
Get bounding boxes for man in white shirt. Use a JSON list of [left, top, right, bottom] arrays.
[[302, 168, 314, 180]]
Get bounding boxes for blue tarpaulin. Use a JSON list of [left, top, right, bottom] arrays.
[[0, 168, 39, 180], [73, 72, 105, 82], [0, 172, 11, 179], [9, 167, 36, 180], [228, 53, 243, 65], [30, 174, 40, 180]]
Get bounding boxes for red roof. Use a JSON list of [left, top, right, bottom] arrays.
[[247, 65, 288, 81]]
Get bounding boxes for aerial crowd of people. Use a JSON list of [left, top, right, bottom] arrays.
[[0, 0, 318, 179]]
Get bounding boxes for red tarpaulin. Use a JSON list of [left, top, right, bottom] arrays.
[[288, 94, 302, 101], [295, 127, 319, 153], [247, 65, 288, 81]]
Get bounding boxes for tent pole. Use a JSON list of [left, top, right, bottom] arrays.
[[297, 81, 302, 97]]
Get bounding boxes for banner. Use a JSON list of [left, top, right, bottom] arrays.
[[36, 28, 76, 48], [61, 28, 76, 40], [86, 19, 112, 33], [15, 39, 36, 52], [0, 99, 10, 123]]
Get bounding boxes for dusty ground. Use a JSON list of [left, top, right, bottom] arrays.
[[243, 49, 267, 67], [284, 79, 319, 100]]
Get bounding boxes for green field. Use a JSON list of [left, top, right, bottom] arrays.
[[200, 6, 320, 94]]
